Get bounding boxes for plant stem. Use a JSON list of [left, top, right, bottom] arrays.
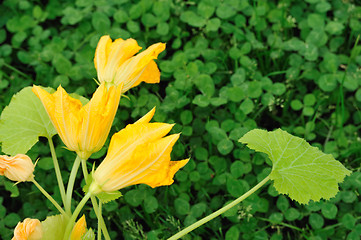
[[167, 175, 270, 240], [65, 156, 81, 214], [80, 159, 111, 240], [32, 179, 67, 217], [81, 158, 89, 181], [257, 217, 304, 232], [3, 62, 31, 79], [48, 137, 67, 207], [91, 196, 110, 240], [63, 192, 92, 240], [98, 201, 102, 240]]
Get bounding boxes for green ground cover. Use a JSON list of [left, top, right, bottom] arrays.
[[1, 0, 361, 239]]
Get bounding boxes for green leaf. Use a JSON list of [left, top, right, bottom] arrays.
[[4, 179, 19, 197], [325, 21, 344, 35], [4, 213, 21, 227], [41, 214, 67, 240], [114, 9, 128, 23], [216, 3, 236, 19], [217, 138, 234, 155], [225, 225, 240, 240], [342, 213, 356, 230], [37, 157, 54, 170], [284, 208, 300, 221], [227, 177, 245, 198], [180, 11, 206, 27], [0, 87, 56, 155], [321, 202, 338, 219], [194, 74, 215, 97], [174, 198, 190, 215], [143, 196, 159, 214], [309, 213, 324, 229], [239, 129, 351, 204], [92, 12, 111, 32], [53, 54, 72, 75], [124, 189, 143, 207]]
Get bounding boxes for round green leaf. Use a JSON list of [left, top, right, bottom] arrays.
[[190, 203, 207, 218], [276, 195, 289, 212], [217, 138, 234, 155], [114, 9, 128, 23], [225, 225, 240, 240], [291, 99, 303, 111], [230, 161, 244, 178], [321, 203, 338, 219], [309, 213, 324, 229], [144, 196, 158, 214], [269, 212, 283, 224], [240, 98, 254, 115], [4, 213, 21, 228], [227, 177, 245, 197], [174, 198, 190, 215], [318, 74, 337, 92], [216, 3, 236, 19], [124, 189, 143, 207], [271, 83, 286, 96], [284, 208, 300, 221], [342, 213, 356, 230]]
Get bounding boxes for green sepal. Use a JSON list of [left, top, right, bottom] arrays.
[[239, 128, 351, 204], [82, 228, 96, 240], [83, 170, 122, 204], [96, 191, 123, 204]]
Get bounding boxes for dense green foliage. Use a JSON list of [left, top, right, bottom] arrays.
[[0, 0, 361, 239]]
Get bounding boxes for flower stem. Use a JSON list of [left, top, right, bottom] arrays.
[[91, 196, 111, 240], [31, 179, 67, 217], [167, 175, 270, 240], [98, 201, 102, 240], [48, 137, 67, 208], [65, 156, 81, 214], [81, 158, 89, 181], [63, 191, 92, 240], [80, 161, 111, 240]]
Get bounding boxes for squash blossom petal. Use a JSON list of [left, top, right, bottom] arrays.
[[94, 35, 165, 92], [0, 154, 34, 182], [12, 218, 42, 240], [32, 83, 122, 160], [90, 108, 189, 193], [70, 215, 87, 240]]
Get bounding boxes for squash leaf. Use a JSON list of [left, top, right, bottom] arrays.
[[239, 128, 351, 204], [0, 87, 56, 155]]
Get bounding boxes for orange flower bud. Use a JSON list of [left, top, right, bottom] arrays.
[[12, 218, 42, 240], [70, 215, 87, 240], [0, 154, 34, 182]]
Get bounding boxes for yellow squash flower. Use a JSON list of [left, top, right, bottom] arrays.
[[90, 108, 189, 194], [0, 154, 34, 182], [70, 215, 87, 240], [94, 35, 165, 92], [32, 83, 122, 160], [12, 218, 42, 240]]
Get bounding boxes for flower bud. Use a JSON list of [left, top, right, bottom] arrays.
[[0, 154, 34, 182], [12, 218, 42, 240]]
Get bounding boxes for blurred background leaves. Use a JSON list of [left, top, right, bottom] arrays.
[[0, 0, 361, 239]]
